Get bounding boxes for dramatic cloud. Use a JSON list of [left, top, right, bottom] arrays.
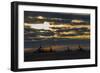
[[24, 11, 90, 39]]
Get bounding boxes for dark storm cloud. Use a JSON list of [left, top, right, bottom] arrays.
[[24, 27, 89, 37], [24, 11, 90, 23]]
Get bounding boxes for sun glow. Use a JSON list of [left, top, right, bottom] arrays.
[[37, 16, 44, 19], [71, 19, 84, 23], [31, 21, 51, 30]]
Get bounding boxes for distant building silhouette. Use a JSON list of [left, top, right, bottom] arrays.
[[50, 46, 53, 52], [78, 45, 84, 51], [65, 46, 71, 52], [37, 45, 44, 53]]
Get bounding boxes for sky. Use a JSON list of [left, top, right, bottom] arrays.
[[24, 11, 90, 39], [24, 11, 90, 22]]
